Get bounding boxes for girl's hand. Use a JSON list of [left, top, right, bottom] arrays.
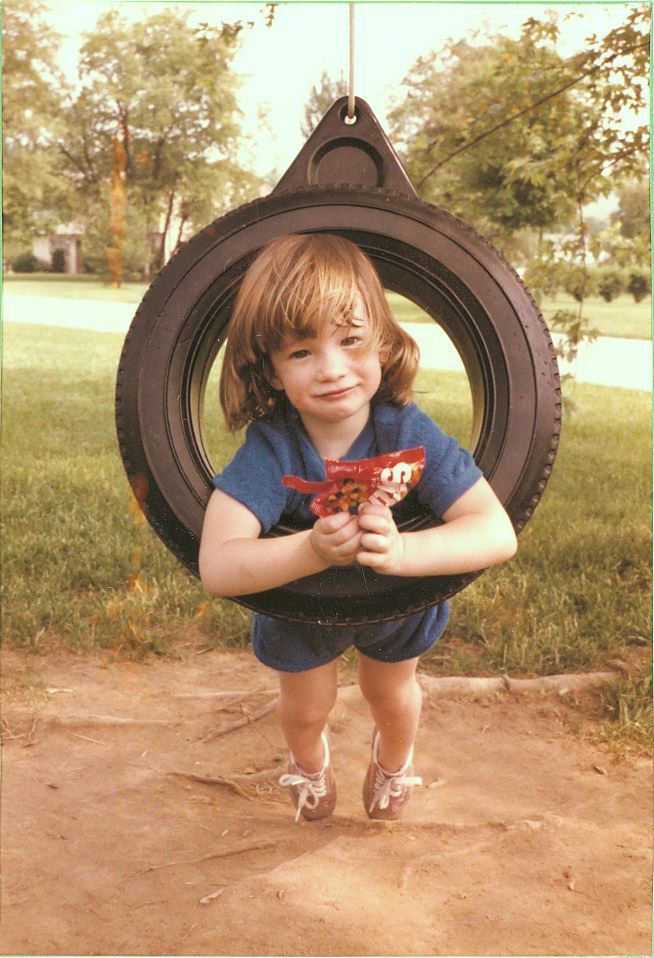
[[310, 511, 362, 567], [356, 503, 405, 574]]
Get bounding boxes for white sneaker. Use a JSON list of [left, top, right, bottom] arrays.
[[279, 730, 337, 822], [363, 728, 422, 820]]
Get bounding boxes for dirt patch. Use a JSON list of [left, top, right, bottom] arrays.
[[2, 646, 651, 956]]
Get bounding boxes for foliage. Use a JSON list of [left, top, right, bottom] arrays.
[[389, 6, 650, 364], [594, 670, 653, 753], [589, 174, 651, 276], [2, 0, 64, 141], [626, 269, 651, 303], [388, 23, 582, 238], [538, 293, 650, 341], [11, 251, 46, 273], [301, 70, 348, 137], [4, 5, 269, 279], [53, 8, 267, 280], [2, 0, 74, 248], [595, 267, 624, 303], [590, 220, 651, 273], [564, 267, 597, 303], [612, 176, 651, 241], [81, 188, 150, 281]]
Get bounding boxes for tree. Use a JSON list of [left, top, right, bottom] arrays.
[[301, 70, 348, 138], [55, 8, 266, 279], [389, 5, 650, 359], [2, 0, 73, 259], [612, 176, 650, 241], [388, 25, 579, 243], [590, 175, 650, 276]]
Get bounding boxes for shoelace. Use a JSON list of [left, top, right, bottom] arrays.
[[279, 769, 328, 823], [369, 765, 422, 813]]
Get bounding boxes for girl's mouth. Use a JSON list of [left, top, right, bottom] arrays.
[[318, 386, 355, 400]]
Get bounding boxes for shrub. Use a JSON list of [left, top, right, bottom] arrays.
[[564, 270, 596, 303], [12, 251, 39, 273], [596, 268, 624, 303], [626, 270, 651, 303]]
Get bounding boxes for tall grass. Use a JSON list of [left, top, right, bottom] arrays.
[[2, 322, 651, 747]]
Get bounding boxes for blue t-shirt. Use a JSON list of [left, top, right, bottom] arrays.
[[213, 401, 482, 531]]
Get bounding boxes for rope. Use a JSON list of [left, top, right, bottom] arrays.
[[347, 3, 355, 120]]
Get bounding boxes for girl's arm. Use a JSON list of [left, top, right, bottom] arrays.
[[356, 477, 517, 577], [199, 489, 362, 596]]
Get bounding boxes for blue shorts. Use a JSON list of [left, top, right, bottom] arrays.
[[251, 602, 449, 673]]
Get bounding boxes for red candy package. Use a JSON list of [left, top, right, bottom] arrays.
[[282, 446, 425, 517]]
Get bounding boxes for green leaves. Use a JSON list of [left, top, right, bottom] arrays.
[[390, 6, 649, 234], [388, 6, 649, 365], [6, 3, 269, 277]]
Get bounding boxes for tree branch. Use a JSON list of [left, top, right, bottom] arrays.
[[57, 142, 96, 186], [417, 39, 650, 187]]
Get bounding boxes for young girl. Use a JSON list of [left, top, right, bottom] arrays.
[[199, 233, 517, 822]]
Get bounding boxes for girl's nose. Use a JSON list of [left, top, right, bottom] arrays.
[[318, 346, 347, 379]]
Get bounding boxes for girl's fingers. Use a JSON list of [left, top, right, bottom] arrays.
[[359, 532, 390, 553], [315, 511, 355, 534], [315, 512, 359, 542], [358, 503, 393, 520], [335, 517, 362, 546], [357, 548, 387, 569], [358, 513, 391, 537]]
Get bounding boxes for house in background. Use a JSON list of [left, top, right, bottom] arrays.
[[32, 223, 85, 273], [29, 205, 192, 279]]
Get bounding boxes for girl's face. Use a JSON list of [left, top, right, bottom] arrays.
[[268, 293, 383, 438]]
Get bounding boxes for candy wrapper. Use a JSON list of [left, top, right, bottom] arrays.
[[282, 446, 425, 517]]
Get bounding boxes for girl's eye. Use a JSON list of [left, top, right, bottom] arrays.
[[341, 335, 362, 347], [289, 348, 310, 360]]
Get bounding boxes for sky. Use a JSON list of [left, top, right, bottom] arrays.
[[43, 0, 645, 186]]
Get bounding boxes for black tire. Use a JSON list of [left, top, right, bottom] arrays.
[[115, 186, 561, 624]]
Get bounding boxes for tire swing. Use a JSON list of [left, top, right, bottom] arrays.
[[115, 96, 561, 625]]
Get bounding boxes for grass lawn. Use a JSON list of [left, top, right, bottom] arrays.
[[385, 291, 651, 341], [4, 275, 650, 340], [539, 293, 652, 341], [2, 322, 651, 751], [3, 273, 149, 304]]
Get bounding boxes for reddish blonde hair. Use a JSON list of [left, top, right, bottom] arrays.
[[219, 233, 420, 431]]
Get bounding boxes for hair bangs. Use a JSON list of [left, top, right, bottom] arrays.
[[260, 244, 365, 351], [219, 233, 419, 431]]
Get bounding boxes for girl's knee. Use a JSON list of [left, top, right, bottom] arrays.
[[359, 670, 421, 715], [279, 684, 337, 728], [277, 661, 338, 726], [280, 702, 334, 733]]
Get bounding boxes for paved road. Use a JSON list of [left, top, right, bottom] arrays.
[[3, 293, 651, 392]]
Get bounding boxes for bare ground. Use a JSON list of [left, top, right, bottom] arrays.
[[1, 645, 652, 957]]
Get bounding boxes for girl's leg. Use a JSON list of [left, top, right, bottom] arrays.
[[276, 658, 339, 773], [357, 652, 422, 771]]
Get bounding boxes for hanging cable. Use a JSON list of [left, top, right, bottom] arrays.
[[347, 3, 355, 121]]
